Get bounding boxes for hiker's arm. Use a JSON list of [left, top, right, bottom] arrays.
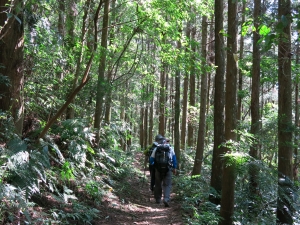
[[172, 154, 177, 169], [150, 156, 155, 165], [149, 149, 156, 165]]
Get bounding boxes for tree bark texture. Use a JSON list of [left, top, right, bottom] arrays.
[[174, 40, 181, 167], [294, 44, 300, 181], [159, 64, 166, 136], [210, 0, 225, 205], [181, 22, 190, 150], [94, 0, 110, 143], [188, 21, 196, 148], [249, 0, 261, 202], [219, 0, 238, 223], [192, 16, 208, 176], [277, 0, 293, 223], [0, 0, 24, 135]]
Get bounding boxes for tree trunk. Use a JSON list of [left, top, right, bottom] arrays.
[[149, 83, 154, 145], [39, 0, 102, 139], [294, 44, 300, 181], [277, 0, 293, 223], [219, 0, 238, 223], [159, 63, 166, 136], [237, 1, 246, 125], [0, 0, 24, 135], [192, 16, 208, 176], [104, 0, 116, 124], [188, 19, 196, 148], [66, 0, 91, 120], [174, 40, 181, 167], [181, 22, 190, 150], [249, 0, 261, 206], [140, 106, 144, 150], [210, 0, 225, 205], [94, 0, 110, 144]]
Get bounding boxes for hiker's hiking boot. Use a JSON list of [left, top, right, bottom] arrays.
[[156, 199, 161, 204], [163, 200, 170, 207]]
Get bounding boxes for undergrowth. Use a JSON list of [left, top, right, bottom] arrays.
[[0, 117, 137, 224], [174, 141, 300, 225]]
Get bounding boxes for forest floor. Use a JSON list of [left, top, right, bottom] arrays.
[[95, 152, 183, 225]]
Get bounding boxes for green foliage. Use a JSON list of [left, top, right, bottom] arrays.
[[174, 175, 221, 225], [60, 161, 75, 180], [85, 181, 103, 201], [0, 74, 11, 86], [50, 202, 100, 225]]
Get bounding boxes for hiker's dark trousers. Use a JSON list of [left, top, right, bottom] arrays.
[[149, 164, 155, 190], [154, 169, 172, 202]]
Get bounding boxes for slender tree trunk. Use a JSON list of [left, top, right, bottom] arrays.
[[174, 40, 181, 167], [188, 18, 196, 147], [66, 0, 91, 120], [56, 0, 65, 92], [120, 96, 126, 151], [0, 0, 24, 136], [249, 0, 261, 207], [104, 0, 116, 124], [210, 0, 225, 205], [192, 16, 208, 175], [94, 0, 110, 144], [149, 83, 154, 145], [181, 23, 190, 150], [144, 95, 149, 150], [294, 44, 300, 181], [277, 0, 293, 223], [219, 0, 238, 223], [140, 106, 144, 150], [206, 17, 214, 140], [159, 63, 166, 136], [237, 1, 246, 125]]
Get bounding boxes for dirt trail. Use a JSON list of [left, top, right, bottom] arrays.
[[96, 152, 183, 225]]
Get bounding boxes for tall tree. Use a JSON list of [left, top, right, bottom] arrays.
[[174, 39, 181, 166], [181, 22, 190, 150], [38, 0, 99, 139], [192, 15, 208, 175], [294, 43, 300, 181], [249, 0, 261, 202], [277, 0, 293, 223], [210, 0, 225, 204], [219, 0, 238, 223], [94, 0, 110, 144], [0, 0, 24, 135], [237, 1, 246, 124], [104, 0, 116, 124], [188, 14, 196, 148], [65, 0, 78, 119], [159, 61, 167, 136], [66, 0, 91, 120]]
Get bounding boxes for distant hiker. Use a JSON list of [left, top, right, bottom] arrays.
[[144, 134, 163, 193], [150, 136, 177, 207]]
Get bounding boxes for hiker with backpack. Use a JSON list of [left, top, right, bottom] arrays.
[[150, 135, 177, 207], [145, 134, 163, 193]]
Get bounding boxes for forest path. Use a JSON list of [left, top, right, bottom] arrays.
[[96, 152, 183, 225]]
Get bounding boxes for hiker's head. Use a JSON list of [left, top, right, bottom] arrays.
[[155, 134, 164, 142], [166, 138, 170, 144]]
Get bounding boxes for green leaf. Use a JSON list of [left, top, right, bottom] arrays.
[[7, 13, 13, 19], [259, 25, 271, 36], [14, 15, 22, 25]]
